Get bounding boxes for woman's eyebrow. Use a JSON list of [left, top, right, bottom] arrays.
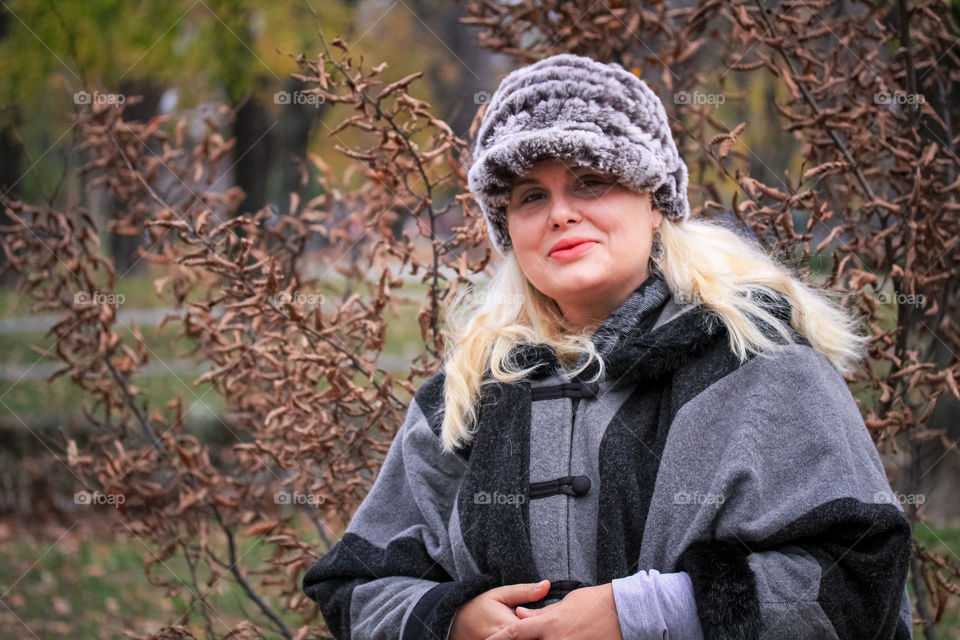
[[512, 176, 540, 188]]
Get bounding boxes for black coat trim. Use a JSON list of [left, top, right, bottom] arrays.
[[457, 379, 542, 585], [595, 382, 672, 582], [675, 538, 763, 640], [753, 498, 912, 639], [403, 575, 501, 640], [403, 581, 458, 640], [302, 532, 453, 640], [675, 498, 913, 640]]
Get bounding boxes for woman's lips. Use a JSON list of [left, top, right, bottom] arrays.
[[549, 241, 597, 260]]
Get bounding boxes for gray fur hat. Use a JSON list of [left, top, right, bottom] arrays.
[[467, 53, 690, 256]]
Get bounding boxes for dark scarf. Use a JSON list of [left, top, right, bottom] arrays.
[[505, 270, 725, 386]]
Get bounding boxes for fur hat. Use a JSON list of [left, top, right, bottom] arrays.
[[467, 53, 690, 256]]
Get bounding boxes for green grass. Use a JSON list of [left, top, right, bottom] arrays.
[[0, 367, 227, 421], [0, 521, 302, 639], [0, 330, 51, 365], [912, 523, 960, 554], [0, 324, 199, 367], [0, 271, 190, 319]]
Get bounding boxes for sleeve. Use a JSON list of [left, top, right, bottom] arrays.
[[301, 371, 499, 640], [611, 569, 704, 640], [669, 344, 914, 640]]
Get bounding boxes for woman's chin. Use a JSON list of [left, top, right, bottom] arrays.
[[543, 271, 609, 299]]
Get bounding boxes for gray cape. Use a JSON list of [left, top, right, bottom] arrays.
[[303, 278, 914, 640]]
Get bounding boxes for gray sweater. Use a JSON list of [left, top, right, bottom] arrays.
[[303, 272, 914, 640]]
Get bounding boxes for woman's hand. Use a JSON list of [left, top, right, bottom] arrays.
[[448, 580, 552, 640], [482, 583, 623, 640]]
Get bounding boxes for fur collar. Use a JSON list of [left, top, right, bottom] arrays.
[[506, 273, 729, 385], [505, 276, 798, 387]]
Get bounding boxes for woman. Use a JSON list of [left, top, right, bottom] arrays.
[[303, 53, 914, 640]]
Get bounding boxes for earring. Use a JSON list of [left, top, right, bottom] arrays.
[[650, 227, 665, 264]]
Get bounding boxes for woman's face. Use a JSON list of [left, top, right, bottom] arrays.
[[506, 158, 663, 331]]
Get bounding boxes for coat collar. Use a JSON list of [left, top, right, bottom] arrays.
[[506, 271, 727, 385]]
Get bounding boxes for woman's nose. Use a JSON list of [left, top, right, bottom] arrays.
[[547, 193, 581, 227]]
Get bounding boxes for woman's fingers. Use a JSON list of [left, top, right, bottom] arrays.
[[515, 604, 550, 619], [490, 580, 551, 608], [483, 617, 543, 640]]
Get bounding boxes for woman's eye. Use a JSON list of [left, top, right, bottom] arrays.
[[578, 177, 609, 191], [515, 177, 610, 204]]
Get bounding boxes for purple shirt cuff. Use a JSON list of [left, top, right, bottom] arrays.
[[611, 569, 704, 640]]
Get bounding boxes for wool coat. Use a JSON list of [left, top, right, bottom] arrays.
[[302, 272, 914, 640]]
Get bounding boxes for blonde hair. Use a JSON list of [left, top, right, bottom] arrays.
[[438, 215, 869, 455]]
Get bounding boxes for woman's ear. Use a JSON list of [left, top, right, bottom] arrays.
[[652, 208, 664, 229], [647, 192, 663, 228]]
